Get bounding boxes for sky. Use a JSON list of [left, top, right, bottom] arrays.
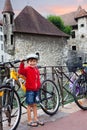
[[0, 0, 87, 18]]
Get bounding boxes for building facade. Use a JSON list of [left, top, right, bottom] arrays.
[[0, 20, 11, 62], [2, 1, 87, 65], [2, 0, 68, 66], [0, 22, 4, 62], [61, 6, 87, 60]]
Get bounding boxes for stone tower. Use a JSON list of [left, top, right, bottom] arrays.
[[2, 0, 15, 55]]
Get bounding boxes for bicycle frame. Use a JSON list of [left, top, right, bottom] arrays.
[[11, 69, 26, 89], [9, 69, 27, 109], [53, 67, 81, 105]]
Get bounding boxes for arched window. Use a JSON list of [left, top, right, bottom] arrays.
[[4, 34, 7, 44], [81, 34, 84, 38], [36, 52, 40, 60], [10, 14, 13, 24], [3, 14, 7, 23], [11, 35, 13, 45]]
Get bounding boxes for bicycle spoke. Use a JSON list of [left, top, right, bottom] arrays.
[[40, 79, 60, 115]]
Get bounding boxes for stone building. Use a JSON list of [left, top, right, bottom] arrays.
[[0, 20, 11, 62], [2, 0, 68, 66], [60, 6, 87, 61], [0, 21, 4, 62]]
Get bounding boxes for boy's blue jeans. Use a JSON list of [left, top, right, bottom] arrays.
[[26, 90, 40, 105]]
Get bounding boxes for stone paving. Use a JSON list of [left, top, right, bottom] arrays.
[[17, 102, 81, 130]]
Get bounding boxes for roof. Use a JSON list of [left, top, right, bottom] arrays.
[[60, 6, 87, 26], [14, 6, 68, 37], [75, 6, 87, 20], [2, 0, 14, 14], [60, 11, 77, 26]]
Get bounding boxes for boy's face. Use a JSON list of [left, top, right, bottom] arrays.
[[28, 59, 38, 67]]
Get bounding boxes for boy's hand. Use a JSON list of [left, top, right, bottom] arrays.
[[20, 59, 25, 62]]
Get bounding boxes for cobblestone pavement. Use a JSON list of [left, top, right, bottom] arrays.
[[17, 102, 81, 130]]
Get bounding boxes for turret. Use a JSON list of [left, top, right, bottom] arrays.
[[2, 0, 15, 55]]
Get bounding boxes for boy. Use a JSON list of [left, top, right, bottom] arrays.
[[18, 53, 44, 127]]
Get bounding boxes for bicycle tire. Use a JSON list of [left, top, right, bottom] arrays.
[[0, 85, 21, 130], [39, 79, 60, 115], [73, 74, 87, 110]]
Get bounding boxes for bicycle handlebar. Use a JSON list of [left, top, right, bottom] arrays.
[[0, 59, 42, 69], [0, 59, 26, 68]]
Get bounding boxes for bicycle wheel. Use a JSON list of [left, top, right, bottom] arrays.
[[73, 74, 87, 110], [39, 79, 60, 115], [0, 85, 21, 130]]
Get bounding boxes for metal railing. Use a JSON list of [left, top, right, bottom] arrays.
[[39, 65, 74, 106]]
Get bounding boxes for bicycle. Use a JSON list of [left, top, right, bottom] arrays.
[[0, 60, 60, 130], [53, 58, 87, 110]]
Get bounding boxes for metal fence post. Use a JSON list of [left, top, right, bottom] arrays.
[[60, 66, 64, 107]]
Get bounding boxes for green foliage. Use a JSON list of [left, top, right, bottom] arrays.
[[47, 15, 64, 31], [64, 25, 72, 35], [47, 15, 72, 35]]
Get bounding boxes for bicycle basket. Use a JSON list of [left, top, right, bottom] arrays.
[[0, 65, 10, 81], [66, 57, 82, 72]]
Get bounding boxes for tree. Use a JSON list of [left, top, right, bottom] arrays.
[[47, 15, 72, 35], [64, 25, 72, 35]]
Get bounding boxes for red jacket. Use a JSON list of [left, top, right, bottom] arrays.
[[18, 62, 41, 91]]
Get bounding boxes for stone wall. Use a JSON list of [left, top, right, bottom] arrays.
[[3, 13, 14, 55], [67, 17, 87, 62], [14, 33, 68, 66]]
